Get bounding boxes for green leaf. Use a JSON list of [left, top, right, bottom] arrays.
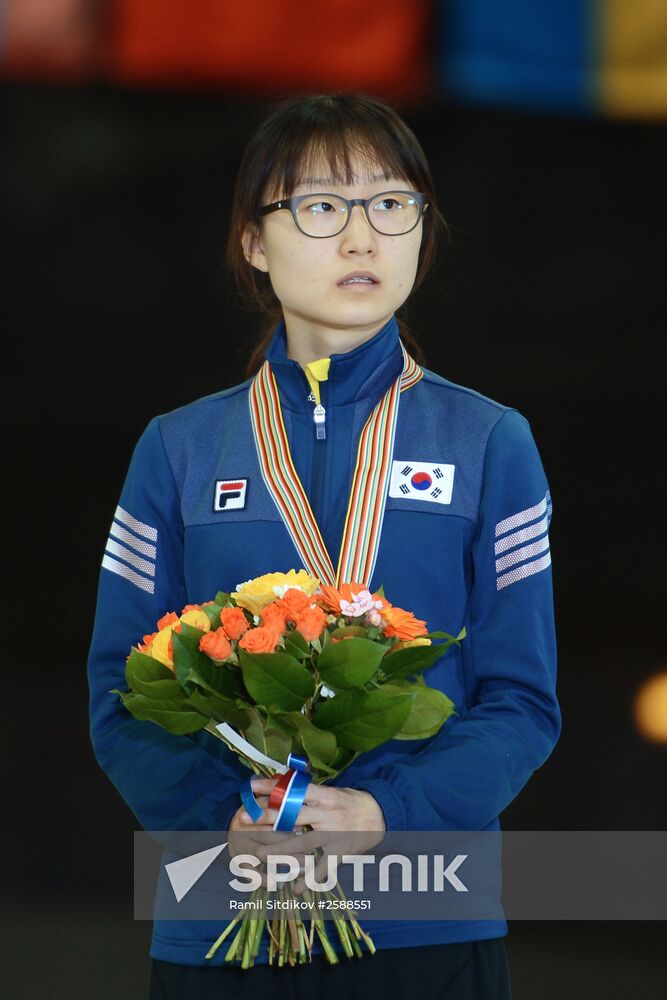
[[424, 626, 466, 642], [380, 680, 456, 739], [380, 641, 455, 682], [238, 650, 315, 712], [330, 625, 368, 639], [187, 688, 252, 729], [244, 707, 294, 764], [111, 689, 207, 734], [201, 604, 222, 628], [131, 673, 182, 701], [180, 621, 206, 640], [287, 629, 310, 652], [270, 710, 339, 774], [187, 650, 239, 700], [171, 631, 198, 691], [326, 746, 361, 776], [125, 649, 174, 691], [215, 591, 234, 606], [312, 688, 414, 751], [317, 637, 386, 689], [283, 630, 311, 660]]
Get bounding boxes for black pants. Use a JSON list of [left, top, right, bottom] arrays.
[[149, 938, 512, 999]]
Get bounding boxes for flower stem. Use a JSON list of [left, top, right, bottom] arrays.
[[333, 881, 376, 954], [204, 916, 242, 960]]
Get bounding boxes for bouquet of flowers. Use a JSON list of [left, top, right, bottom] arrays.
[[112, 570, 464, 968]]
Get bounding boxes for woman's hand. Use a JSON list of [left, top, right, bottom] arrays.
[[248, 776, 385, 833], [245, 776, 387, 894], [227, 794, 304, 889]]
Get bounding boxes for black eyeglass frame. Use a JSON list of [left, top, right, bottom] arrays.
[[259, 190, 429, 238]]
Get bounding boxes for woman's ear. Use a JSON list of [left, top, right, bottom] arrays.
[[241, 224, 269, 273]]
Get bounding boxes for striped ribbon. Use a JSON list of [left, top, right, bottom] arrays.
[[249, 341, 422, 589]]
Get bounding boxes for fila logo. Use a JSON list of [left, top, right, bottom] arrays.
[[389, 461, 455, 505], [213, 479, 248, 512]]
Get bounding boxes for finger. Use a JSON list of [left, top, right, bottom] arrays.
[[249, 778, 279, 797], [248, 794, 271, 808], [241, 829, 287, 846], [237, 808, 278, 828], [255, 829, 324, 861], [283, 804, 324, 828], [293, 782, 338, 807]]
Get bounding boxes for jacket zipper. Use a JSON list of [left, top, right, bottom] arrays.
[[308, 384, 327, 525]]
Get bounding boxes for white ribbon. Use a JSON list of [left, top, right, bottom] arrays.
[[215, 722, 289, 774]]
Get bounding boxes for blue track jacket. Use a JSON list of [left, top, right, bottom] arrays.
[[87, 314, 561, 963]]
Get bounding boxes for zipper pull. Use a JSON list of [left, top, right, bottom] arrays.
[[313, 403, 326, 440], [307, 390, 326, 439]]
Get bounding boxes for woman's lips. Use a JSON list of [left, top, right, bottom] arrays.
[[336, 279, 381, 290]]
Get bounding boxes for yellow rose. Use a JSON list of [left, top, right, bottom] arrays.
[[231, 570, 320, 617], [180, 609, 211, 632], [151, 627, 175, 670]]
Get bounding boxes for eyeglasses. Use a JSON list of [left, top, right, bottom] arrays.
[[259, 190, 428, 238]]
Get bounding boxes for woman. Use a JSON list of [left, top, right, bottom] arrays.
[[87, 92, 560, 999]]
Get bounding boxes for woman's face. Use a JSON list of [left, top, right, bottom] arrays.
[[243, 152, 424, 349]]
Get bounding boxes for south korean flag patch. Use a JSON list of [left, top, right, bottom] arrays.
[[213, 479, 248, 512], [389, 461, 455, 505]]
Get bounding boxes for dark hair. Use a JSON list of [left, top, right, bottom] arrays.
[[226, 92, 449, 377]]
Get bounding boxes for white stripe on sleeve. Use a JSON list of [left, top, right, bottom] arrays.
[[495, 534, 550, 573], [109, 520, 157, 559], [114, 505, 158, 542], [496, 551, 552, 590], [105, 538, 156, 577], [101, 554, 155, 594], [494, 513, 549, 554], [495, 493, 548, 537]]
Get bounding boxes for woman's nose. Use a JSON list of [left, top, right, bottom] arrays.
[[341, 203, 377, 247]]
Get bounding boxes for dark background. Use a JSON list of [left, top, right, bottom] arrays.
[[2, 81, 666, 997]]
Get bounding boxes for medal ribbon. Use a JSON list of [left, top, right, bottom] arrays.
[[249, 341, 422, 588]]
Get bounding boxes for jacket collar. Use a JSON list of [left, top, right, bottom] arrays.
[[264, 314, 404, 408]]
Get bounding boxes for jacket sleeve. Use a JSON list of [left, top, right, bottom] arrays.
[[87, 417, 242, 832], [348, 408, 562, 831]]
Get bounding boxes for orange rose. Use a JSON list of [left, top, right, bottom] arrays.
[[199, 628, 232, 662], [276, 588, 313, 621], [157, 611, 180, 631], [261, 602, 289, 636], [293, 605, 326, 642], [380, 606, 428, 641], [180, 603, 202, 615], [220, 606, 250, 640], [238, 626, 280, 654]]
